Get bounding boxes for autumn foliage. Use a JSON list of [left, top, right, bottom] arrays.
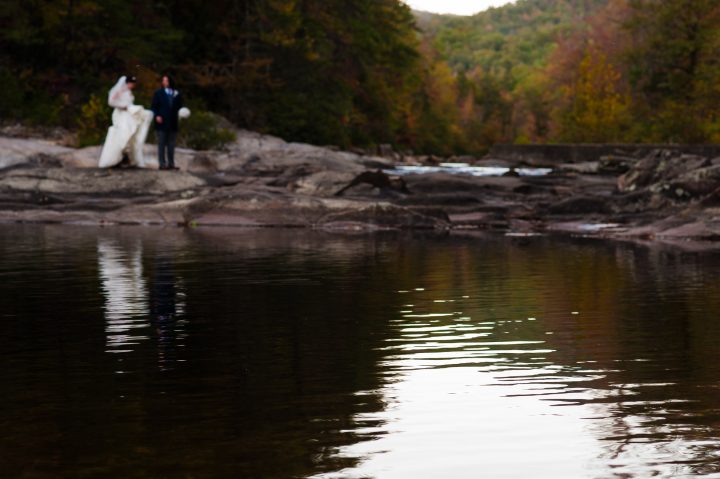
[[425, 0, 720, 149], [1, 0, 720, 153]]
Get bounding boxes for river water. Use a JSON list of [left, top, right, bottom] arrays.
[[2, 225, 720, 478]]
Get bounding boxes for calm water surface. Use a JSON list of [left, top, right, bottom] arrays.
[[2, 225, 720, 478]]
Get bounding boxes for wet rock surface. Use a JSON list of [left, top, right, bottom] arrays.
[[3, 132, 720, 246]]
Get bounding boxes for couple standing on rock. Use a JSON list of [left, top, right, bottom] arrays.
[[98, 74, 190, 170]]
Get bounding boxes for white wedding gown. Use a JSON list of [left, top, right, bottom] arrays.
[[98, 76, 153, 168]]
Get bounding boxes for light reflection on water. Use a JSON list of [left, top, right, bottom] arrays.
[[313, 289, 595, 478], [98, 238, 150, 353], [316, 279, 720, 478], [388, 163, 553, 177], [2, 226, 720, 478]]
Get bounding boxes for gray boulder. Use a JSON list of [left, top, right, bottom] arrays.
[[618, 150, 710, 193]]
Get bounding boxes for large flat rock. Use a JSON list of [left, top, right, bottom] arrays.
[[5, 133, 720, 245], [53, 129, 392, 178], [184, 185, 447, 229], [0, 137, 75, 169], [0, 167, 207, 195]]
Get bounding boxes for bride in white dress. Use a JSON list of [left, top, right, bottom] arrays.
[[98, 75, 153, 168]]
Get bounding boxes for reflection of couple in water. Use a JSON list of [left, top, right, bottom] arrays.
[[98, 238, 185, 370], [149, 253, 183, 369], [98, 74, 190, 170]]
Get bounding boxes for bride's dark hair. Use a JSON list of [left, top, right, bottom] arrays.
[[125, 75, 137, 84]]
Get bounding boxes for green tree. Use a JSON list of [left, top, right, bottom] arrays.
[[0, 0, 181, 124], [625, 0, 720, 141], [173, 0, 423, 149]]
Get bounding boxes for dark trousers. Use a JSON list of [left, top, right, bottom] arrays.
[[157, 130, 177, 168]]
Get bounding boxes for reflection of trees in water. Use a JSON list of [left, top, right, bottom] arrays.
[[89, 228, 403, 477], [16, 225, 720, 477], [497, 239, 720, 476], [174, 231, 402, 475], [324, 234, 720, 477]]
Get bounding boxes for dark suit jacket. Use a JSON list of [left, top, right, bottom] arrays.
[[151, 88, 183, 132]]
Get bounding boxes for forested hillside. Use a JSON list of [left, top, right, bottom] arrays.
[[417, 0, 720, 148], [0, 1, 430, 150], [1, 0, 719, 154], [421, 0, 606, 73]]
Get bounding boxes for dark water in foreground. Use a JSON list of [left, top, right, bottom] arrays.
[[2, 225, 720, 478]]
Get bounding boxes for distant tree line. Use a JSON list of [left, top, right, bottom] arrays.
[[0, 0, 454, 153], [1, 0, 719, 154], [421, 0, 720, 148]]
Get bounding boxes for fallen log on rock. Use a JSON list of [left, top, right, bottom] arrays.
[[334, 169, 410, 196]]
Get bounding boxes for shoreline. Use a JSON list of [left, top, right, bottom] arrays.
[[6, 221, 720, 256], [2, 131, 720, 250]]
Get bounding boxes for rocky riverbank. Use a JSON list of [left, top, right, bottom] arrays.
[[2, 131, 720, 248]]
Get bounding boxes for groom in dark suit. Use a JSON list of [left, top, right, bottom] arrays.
[[151, 75, 183, 170]]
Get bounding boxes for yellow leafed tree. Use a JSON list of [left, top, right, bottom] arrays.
[[554, 47, 632, 142]]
